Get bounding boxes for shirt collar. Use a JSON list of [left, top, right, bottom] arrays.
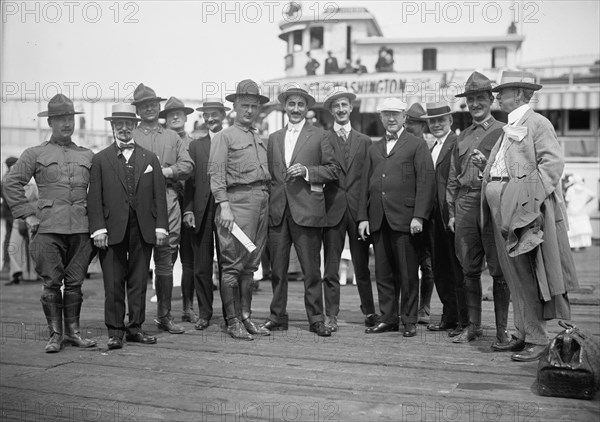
[[333, 122, 352, 133], [209, 130, 218, 140], [287, 119, 306, 133], [472, 115, 495, 131], [434, 130, 451, 145], [386, 127, 404, 140], [508, 104, 530, 125], [49, 137, 73, 147], [233, 121, 256, 133], [137, 121, 163, 133]]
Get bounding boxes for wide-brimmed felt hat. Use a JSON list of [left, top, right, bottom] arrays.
[[277, 87, 316, 108], [37, 94, 84, 117], [104, 103, 141, 122], [323, 86, 357, 110], [492, 70, 542, 92], [376, 98, 407, 113], [196, 98, 231, 112], [225, 79, 270, 104], [455, 71, 494, 97], [158, 97, 194, 118], [405, 103, 426, 122], [131, 83, 167, 105], [421, 101, 453, 119]]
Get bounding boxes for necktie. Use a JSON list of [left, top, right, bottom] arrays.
[[338, 127, 347, 141], [118, 142, 134, 150]]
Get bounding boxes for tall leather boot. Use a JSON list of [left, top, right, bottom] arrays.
[[491, 279, 511, 350], [220, 283, 253, 341], [154, 274, 184, 334], [240, 276, 269, 336], [63, 291, 96, 348], [181, 268, 198, 323], [40, 290, 63, 353], [453, 277, 483, 343]]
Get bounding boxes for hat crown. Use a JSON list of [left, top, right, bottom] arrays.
[[421, 101, 453, 119], [105, 103, 140, 121], [499, 70, 537, 85], [196, 98, 231, 112], [376, 98, 407, 112], [278, 87, 316, 108], [38, 94, 82, 117], [405, 102, 426, 119], [324, 86, 357, 109], [464, 71, 493, 92], [236, 79, 261, 97], [163, 96, 186, 111], [132, 83, 166, 104]]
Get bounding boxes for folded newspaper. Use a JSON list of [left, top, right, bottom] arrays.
[[231, 223, 256, 253]]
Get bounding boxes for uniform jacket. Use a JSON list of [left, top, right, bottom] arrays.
[[324, 128, 372, 227], [482, 108, 578, 316], [88, 143, 168, 245], [358, 130, 435, 233], [4, 139, 93, 234], [183, 135, 213, 233], [268, 123, 339, 228]]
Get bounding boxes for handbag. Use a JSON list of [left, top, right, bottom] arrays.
[[537, 321, 600, 399]]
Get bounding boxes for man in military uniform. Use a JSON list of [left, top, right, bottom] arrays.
[[4, 94, 96, 353]]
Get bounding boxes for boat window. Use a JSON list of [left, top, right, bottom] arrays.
[[310, 27, 324, 50], [492, 47, 507, 68], [568, 110, 591, 131], [292, 30, 303, 52], [423, 49, 437, 71]]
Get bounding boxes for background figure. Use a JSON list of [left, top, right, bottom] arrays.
[[564, 174, 595, 251], [1, 156, 18, 276], [340, 59, 355, 74], [324, 51, 339, 74], [305, 52, 320, 75], [355, 59, 368, 74], [7, 178, 38, 285]]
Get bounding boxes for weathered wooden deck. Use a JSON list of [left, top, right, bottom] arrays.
[[1, 246, 599, 422]]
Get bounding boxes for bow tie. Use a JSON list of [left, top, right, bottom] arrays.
[[386, 133, 398, 142], [287, 126, 298, 133], [502, 125, 528, 142], [118, 142, 135, 150]]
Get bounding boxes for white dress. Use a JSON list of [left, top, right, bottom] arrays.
[[565, 183, 595, 249]]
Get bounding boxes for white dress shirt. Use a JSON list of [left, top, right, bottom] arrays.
[[385, 128, 404, 155], [333, 122, 352, 140], [285, 119, 306, 167], [431, 130, 451, 168]]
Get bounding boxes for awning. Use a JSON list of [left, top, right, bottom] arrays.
[[533, 88, 600, 110], [278, 24, 307, 40]]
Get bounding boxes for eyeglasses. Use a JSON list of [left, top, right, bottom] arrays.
[[113, 120, 136, 129]]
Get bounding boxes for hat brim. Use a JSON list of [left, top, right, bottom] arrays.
[[492, 82, 542, 92], [405, 115, 427, 122], [277, 91, 316, 108], [196, 105, 231, 112], [225, 93, 270, 104], [104, 116, 141, 122], [131, 97, 168, 105], [323, 92, 357, 110], [455, 87, 494, 98], [420, 111, 454, 119], [37, 111, 84, 117], [158, 107, 195, 118]]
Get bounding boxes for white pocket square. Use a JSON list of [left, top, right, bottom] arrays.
[[144, 165, 153, 174]]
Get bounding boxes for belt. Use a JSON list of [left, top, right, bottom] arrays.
[[459, 185, 481, 193], [490, 177, 509, 182], [226, 180, 268, 193]]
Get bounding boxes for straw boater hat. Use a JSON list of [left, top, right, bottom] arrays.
[[225, 79, 270, 104], [158, 97, 194, 118], [323, 86, 357, 110], [277, 87, 316, 108], [492, 70, 542, 92], [104, 103, 141, 122], [376, 98, 407, 113], [455, 71, 494, 97], [37, 94, 84, 117], [196, 99, 231, 112], [131, 83, 167, 105], [421, 101, 453, 119], [405, 103, 426, 122]]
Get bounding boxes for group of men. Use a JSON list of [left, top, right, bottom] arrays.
[[3, 69, 578, 362]]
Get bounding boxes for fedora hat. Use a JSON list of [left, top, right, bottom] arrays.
[[405, 103, 426, 122], [376, 98, 407, 113], [131, 83, 167, 105], [492, 70, 542, 92], [37, 94, 84, 117], [421, 101, 453, 119], [196, 98, 231, 112], [278, 87, 316, 108], [158, 97, 194, 118], [323, 86, 357, 110], [455, 71, 494, 97], [225, 79, 270, 104], [104, 103, 141, 122]]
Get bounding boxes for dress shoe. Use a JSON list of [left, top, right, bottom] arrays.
[[452, 325, 483, 343], [417, 312, 430, 325], [155, 318, 185, 334], [194, 318, 210, 330], [242, 318, 270, 336], [492, 335, 525, 352], [227, 319, 254, 341], [427, 321, 454, 331], [63, 332, 97, 348], [403, 323, 417, 337], [365, 322, 399, 334], [325, 316, 338, 332], [364, 313, 379, 327], [448, 325, 465, 337], [44, 333, 63, 353], [182, 309, 199, 323], [260, 320, 288, 331], [126, 332, 157, 344], [107, 336, 123, 350], [490, 331, 511, 350], [511, 343, 548, 362], [310, 322, 332, 337]]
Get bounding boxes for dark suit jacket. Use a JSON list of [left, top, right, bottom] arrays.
[[88, 143, 168, 245], [268, 123, 339, 228], [358, 130, 435, 233], [324, 128, 372, 227], [324, 57, 339, 74], [183, 136, 213, 233], [433, 131, 457, 225]]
